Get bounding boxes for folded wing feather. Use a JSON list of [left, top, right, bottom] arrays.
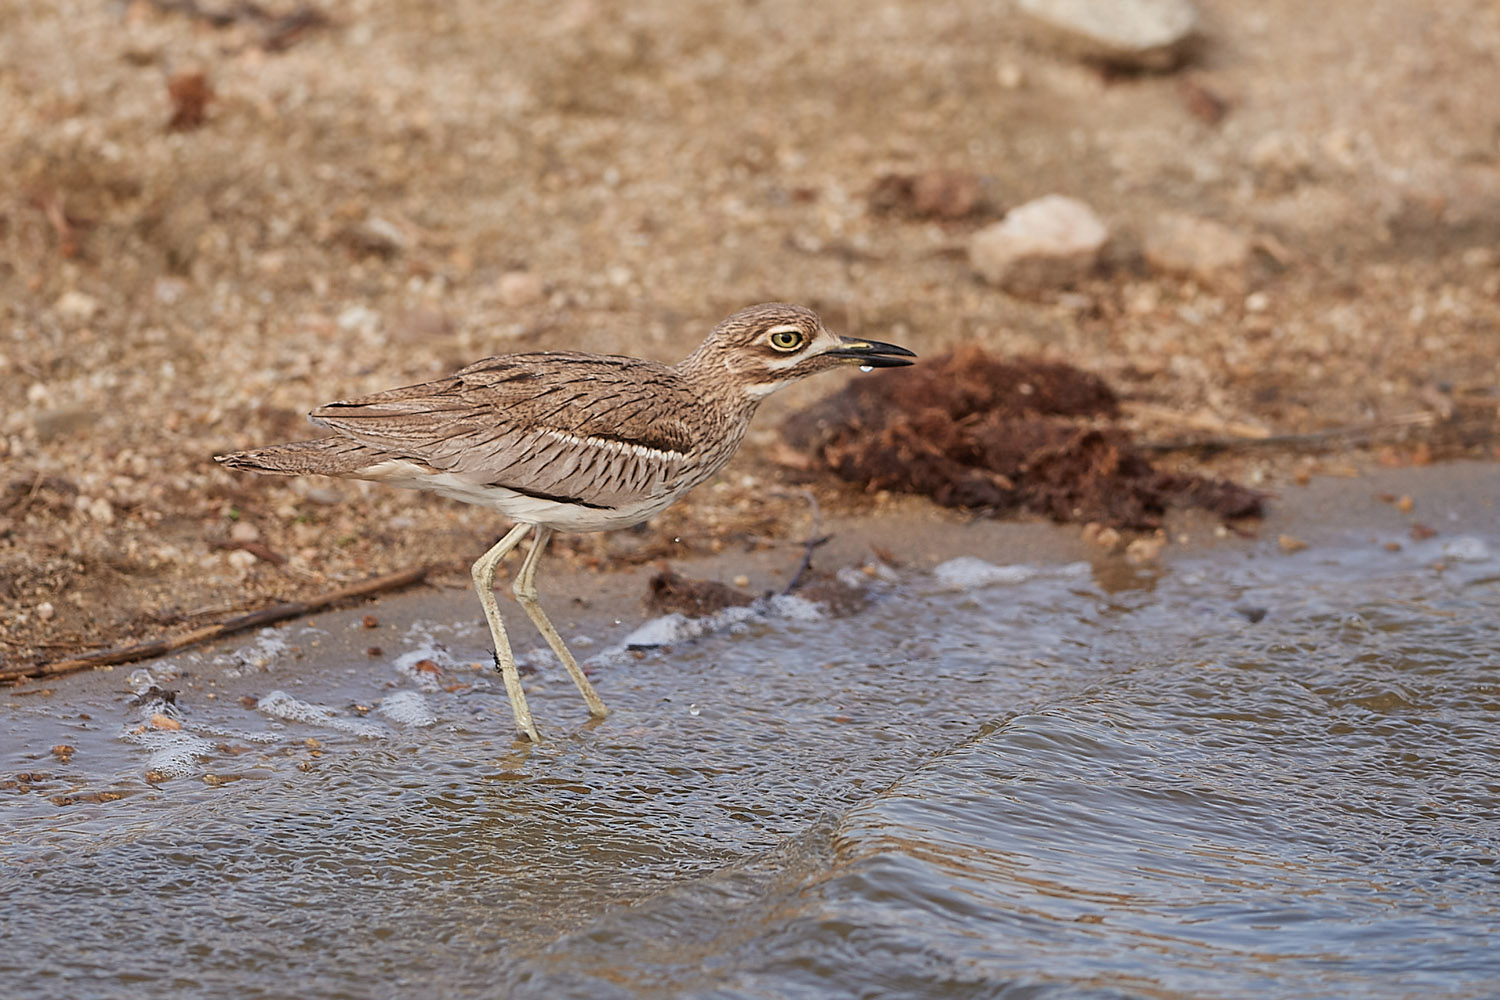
[[307, 354, 702, 508]]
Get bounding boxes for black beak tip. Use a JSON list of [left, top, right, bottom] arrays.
[[856, 354, 916, 369], [833, 338, 918, 369]]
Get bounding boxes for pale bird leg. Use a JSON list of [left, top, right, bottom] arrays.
[[513, 526, 610, 719], [471, 522, 541, 743]]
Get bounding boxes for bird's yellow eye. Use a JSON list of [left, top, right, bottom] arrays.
[[767, 328, 805, 352]]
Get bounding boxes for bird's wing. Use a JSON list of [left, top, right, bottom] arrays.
[[308, 354, 703, 507]]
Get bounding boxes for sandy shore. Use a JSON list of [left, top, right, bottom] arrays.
[[3, 0, 1498, 670], [7, 460, 1492, 697]]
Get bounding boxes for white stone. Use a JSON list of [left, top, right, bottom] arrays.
[[621, 613, 698, 648], [1018, 0, 1198, 70], [969, 195, 1108, 293]]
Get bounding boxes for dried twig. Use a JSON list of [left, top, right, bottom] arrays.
[[781, 490, 829, 595], [37, 191, 79, 258], [1, 566, 428, 685], [208, 538, 287, 565], [1123, 401, 1271, 440], [1136, 411, 1443, 455]]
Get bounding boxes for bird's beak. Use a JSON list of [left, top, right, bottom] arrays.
[[824, 335, 917, 368]]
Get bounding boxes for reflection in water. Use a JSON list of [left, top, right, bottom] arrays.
[[3, 540, 1498, 999]]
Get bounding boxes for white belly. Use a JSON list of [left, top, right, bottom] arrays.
[[352, 460, 688, 532]]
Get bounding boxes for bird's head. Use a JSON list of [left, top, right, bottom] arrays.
[[679, 302, 915, 400]]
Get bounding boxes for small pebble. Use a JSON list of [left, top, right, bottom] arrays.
[[497, 271, 544, 307], [1082, 523, 1123, 551], [1143, 212, 1251, 289], [1125, 535, 1166, 563], [85, 497, 115, 524], [1278, 534, 1308, 553], [54, 290, 101, 321]]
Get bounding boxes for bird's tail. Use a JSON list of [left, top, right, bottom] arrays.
[[215, 437, 382, 477]]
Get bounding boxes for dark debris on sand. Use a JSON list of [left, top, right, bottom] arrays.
[[645, 567, 871, 620], [645, 570, 755, 618], [782, 346, 1265, 530]]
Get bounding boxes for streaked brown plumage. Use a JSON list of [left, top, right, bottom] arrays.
[[217, 303, 915, 741]]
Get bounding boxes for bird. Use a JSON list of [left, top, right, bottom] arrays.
[[216, 303, 915, 742]]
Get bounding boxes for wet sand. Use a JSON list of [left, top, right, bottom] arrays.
[[5, 0, 1500, 669], [6, 461, 1492, 706]]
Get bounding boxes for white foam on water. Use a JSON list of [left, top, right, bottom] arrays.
[[615, 594, 831, 654], [1442, 536, 1492, 563], [389, 619, 481, 690], [377, 691, 438, 727], [399, 618, 471, 650], [256, 690, 387, 738], [120, 729, 219, 778], [620, 602, 763, 650], [126, 663, 182, 691], [189, 723, 280, 744], [840, 560, 898, 588], [931, 557, 1037, 591], [211, 628, 293, 676], [766, 594, 827, 622], [392, 648, 454, 692]]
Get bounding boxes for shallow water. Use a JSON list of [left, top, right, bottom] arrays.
[[3, 530, 1498, 999]]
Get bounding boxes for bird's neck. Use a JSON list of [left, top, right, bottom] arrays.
[[674, 348, 763, 420]]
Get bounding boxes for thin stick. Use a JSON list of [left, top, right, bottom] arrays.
[[1, 566, 428, 685], [1136, 411, 1446, 455], [782, 490, 829, 595], [1122, 401, 1272, 440]]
